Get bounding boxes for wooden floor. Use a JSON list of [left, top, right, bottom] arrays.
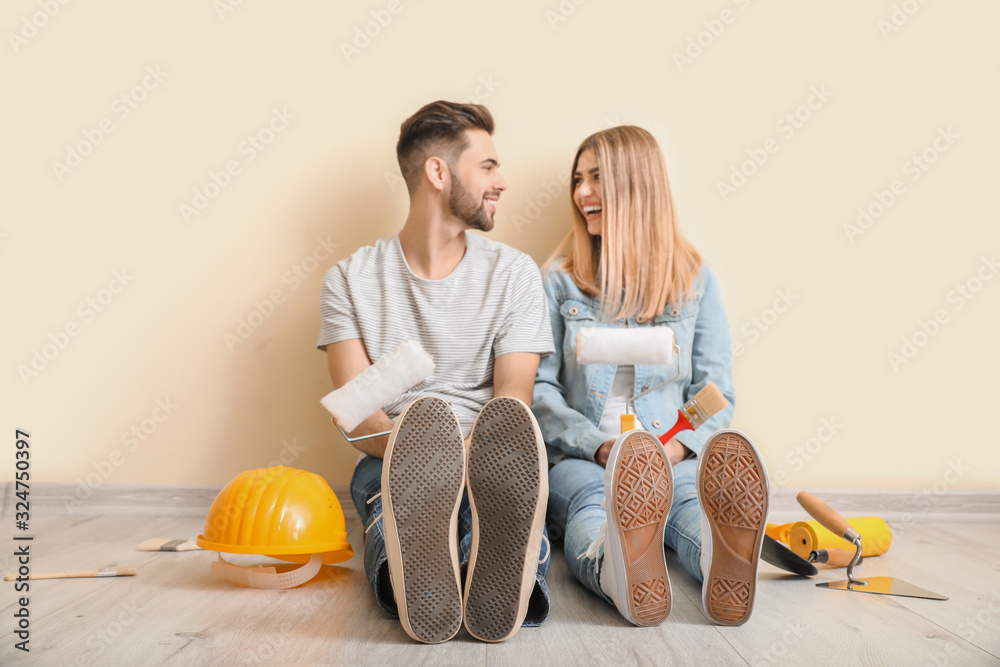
[[1, 498, 999, 665]]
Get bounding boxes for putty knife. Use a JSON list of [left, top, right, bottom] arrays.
[[762, 535, 859, 576]]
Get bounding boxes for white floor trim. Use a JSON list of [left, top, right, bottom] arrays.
[[2, 482, 998, 522]]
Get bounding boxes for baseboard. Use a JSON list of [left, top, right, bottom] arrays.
[[2, 482, 998, 521], [766, 488, 1000, 523]]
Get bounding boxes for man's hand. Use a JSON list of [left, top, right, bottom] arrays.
[[326, 339, 394, 458], [595, 438, 615, 467]]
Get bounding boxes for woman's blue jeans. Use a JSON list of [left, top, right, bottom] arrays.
[[546, 456, 703, 603]]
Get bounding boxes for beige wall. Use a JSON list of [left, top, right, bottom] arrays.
[[4, 1, 998, 495]]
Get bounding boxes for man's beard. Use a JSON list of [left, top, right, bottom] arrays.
[[448, 173, 494, 232]]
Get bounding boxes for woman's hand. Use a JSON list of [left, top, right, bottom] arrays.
[[596, 435, 690, 467], [663, 438, 691, 465]]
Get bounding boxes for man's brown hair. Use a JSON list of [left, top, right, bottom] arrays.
[[396, 101, 495, 193]]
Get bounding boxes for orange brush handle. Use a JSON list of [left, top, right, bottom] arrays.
[[659, 411, 692, 444]]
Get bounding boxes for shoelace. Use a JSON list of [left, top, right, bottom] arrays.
[[578, 497, 609, 578], [538, 534, 551, 565], [364, 492, 382, 535]]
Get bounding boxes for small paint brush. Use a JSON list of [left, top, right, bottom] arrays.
[[659, 382, 728, 445], [137, 538, 201, 552], [4, 567, 137, 581]]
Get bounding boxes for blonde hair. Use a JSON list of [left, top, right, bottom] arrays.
[[545, 126, 701, 322]]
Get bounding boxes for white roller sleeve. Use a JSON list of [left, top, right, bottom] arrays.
[[320, 341, 434, 432], [575, 326, 675, 366]]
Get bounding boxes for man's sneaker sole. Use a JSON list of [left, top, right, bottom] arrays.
[[465, 396, 547, 643], [382, 396, 465, 644], [697, 430, 769, 626], [606, 430, 673, 626]]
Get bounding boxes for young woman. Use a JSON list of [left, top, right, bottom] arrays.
[[533, 126, 768, 627]]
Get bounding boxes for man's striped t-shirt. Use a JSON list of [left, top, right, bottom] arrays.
[[318, 231, 554, 435]]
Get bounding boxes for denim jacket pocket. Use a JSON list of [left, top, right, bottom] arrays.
[[560, 298, 599, 322], [559, 299, 602, 359], [652, 299, 698, 324]]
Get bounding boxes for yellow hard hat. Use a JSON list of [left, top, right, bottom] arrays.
[[197, 466, 354, 588]]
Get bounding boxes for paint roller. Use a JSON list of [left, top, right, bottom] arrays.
[[320, 340, 434, 440], [575, 326, 727, 439], [788, 516, 892, 559]]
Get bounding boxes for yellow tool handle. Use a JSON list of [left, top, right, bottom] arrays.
[[620, 413, 636, 433], [796, 491, 857, 542]]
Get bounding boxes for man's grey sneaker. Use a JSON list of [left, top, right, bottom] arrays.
[[464, 396, 548, 642], [382, 396, 466, 643]]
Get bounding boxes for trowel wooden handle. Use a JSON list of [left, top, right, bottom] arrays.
[[796, 492, 860, 542], [811, 548, 859, 567]]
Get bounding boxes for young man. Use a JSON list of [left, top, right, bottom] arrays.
[[317, 101, 554, 643]]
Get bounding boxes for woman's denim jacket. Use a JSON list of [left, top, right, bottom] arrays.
[[533, 264, 736, 466]]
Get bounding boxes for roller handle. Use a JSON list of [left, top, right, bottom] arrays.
[[796, 491, 861, 544], [810, 549, 860, 567]]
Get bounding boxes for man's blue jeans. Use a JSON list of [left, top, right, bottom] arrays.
[[546, 456, 703, 603], [350, 454, 551, 625]]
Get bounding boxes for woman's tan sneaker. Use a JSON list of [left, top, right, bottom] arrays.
[[697, 429, 770, 626]]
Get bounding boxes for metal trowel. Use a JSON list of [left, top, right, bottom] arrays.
[[797, 491, 947, 601]]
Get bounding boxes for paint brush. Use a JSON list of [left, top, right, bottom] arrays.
[[658, 382, 728, 445], [137, 538, 201, 552], [4, 567, 137, 581]]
